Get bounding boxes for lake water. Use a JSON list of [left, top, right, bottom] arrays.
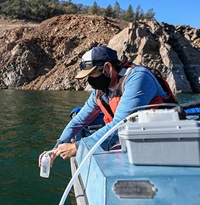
[[0, 90, 199, 205], [0, 90, 90, 205]]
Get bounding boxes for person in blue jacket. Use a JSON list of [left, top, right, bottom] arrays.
[[39, 45, 177, 165]]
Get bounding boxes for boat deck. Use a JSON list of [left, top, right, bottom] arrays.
[[71, 137, 200, 205]]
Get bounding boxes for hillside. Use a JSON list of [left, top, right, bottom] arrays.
[[0, 15, 128, 90], [0, 15, 199, 93]]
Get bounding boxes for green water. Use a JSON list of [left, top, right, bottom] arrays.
[[0, 90, 199, 205], [0, 90, 90, 205]]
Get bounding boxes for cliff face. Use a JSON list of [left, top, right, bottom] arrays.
[[0, 15, 199, 93], [108, 21, 200, 93]]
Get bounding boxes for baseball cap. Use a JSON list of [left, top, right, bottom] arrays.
[[75, 46, 118, 79]]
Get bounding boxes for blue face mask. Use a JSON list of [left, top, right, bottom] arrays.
[[88, 72, 111, 91]]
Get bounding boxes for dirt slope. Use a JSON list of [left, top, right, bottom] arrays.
[[0, 15, 128, 90]]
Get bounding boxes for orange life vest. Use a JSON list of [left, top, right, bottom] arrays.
[[95, 64, 178, 124]]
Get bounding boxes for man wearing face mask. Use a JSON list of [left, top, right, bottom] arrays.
[[39, 46, 178, 164]]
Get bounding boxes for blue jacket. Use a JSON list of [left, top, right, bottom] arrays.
[[56, 66, 167, 149]]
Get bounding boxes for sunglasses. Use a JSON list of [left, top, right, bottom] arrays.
[[80, 60, 105, 70]]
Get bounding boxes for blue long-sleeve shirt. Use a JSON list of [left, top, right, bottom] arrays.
[[56, 66, 167, 149]]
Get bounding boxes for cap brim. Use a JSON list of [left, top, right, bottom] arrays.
[[75, 67, 96, 79]]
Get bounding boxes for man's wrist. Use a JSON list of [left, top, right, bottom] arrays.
[[54, 139, 63, 148]]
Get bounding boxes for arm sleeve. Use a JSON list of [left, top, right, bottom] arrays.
[[56, 90, 101, 145]]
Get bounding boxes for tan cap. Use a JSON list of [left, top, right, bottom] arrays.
[[75, 66, 96, 79]]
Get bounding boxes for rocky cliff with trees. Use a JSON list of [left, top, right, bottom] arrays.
[[0, 14, 200, 93]]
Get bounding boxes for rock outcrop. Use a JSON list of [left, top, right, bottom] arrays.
[[108, 20, 200, 93], [0, 15, 199, 93]]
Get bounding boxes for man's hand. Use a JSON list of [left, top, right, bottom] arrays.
[[38, 149, 57, 167], [54, 143, 77, 159]]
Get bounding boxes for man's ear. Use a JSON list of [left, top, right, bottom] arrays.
[[104, 62, 112, 74]]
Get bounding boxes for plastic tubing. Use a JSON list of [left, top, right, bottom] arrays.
[[58, 112, 138, 205]]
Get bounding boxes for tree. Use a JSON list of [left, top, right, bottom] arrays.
[[145, 8, 155, 20], [76, 3, 84, 14], [135, 5, 143, 21], [62, 2, 78, 14], [113, 1, 121, 19], [104, 5, 113, 17], [124, 4, 134, 22], [89, 1, 99, 15]]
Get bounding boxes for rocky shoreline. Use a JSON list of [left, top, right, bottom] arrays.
[[0, 15, 199, 93]]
